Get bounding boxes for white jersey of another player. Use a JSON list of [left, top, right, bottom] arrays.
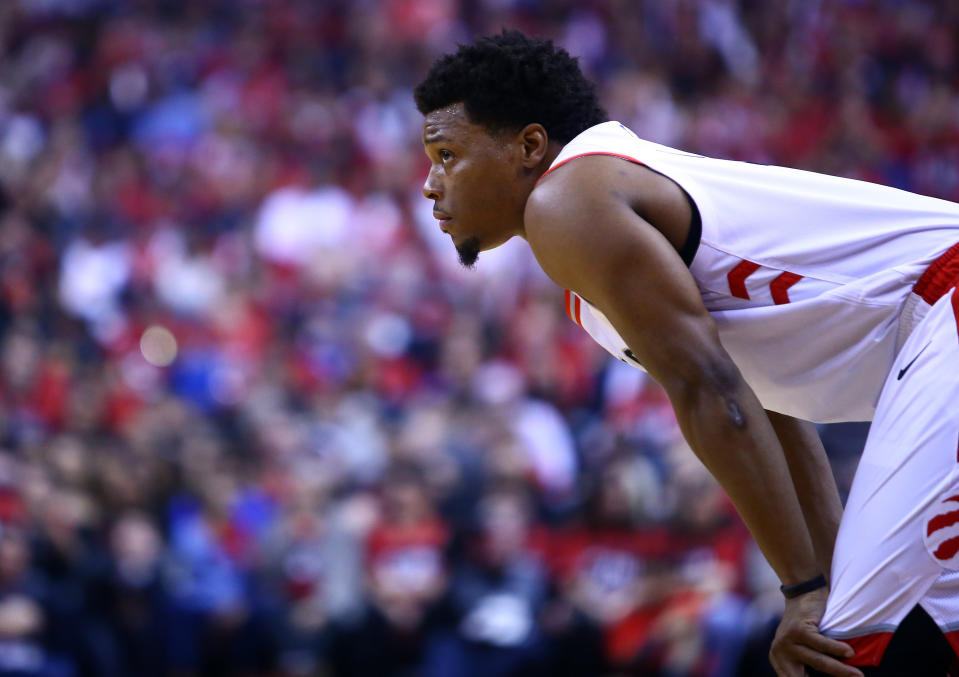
[[547, 121, 959, 423]]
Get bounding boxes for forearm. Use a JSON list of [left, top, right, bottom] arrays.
[[766, 411, 843, 577], [667, 372, 821, 585]]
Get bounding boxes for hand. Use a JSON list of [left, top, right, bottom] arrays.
[[769, 587, 863, 677]]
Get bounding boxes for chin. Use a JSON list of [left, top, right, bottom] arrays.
[[455, 235, 482, 269]]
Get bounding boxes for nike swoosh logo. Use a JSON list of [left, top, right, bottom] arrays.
[[897, 342, 931, 380]]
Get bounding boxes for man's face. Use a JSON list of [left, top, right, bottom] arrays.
[[422, 104, 526, 268]]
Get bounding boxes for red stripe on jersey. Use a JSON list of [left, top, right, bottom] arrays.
[[840, 632, 894, 667], [913, 241, 959, 305], [537, 152, 645, 184], [563, 290, 584, 328], [770, 271, 803, 305], [927, 509, 959, 536], [727, 260, 761, 299]]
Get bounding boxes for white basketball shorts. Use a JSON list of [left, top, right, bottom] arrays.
[[820, 268, 959, 666]]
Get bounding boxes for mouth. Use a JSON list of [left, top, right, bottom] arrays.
[[433, 211, 453, 233]]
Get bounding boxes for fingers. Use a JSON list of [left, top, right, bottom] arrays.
[[770, 630, 863, 677], [789, 644, 864, 677], [770, 650, 864, 677], [768, 649, 804, 677], [802, 632, 856, 660], [770, 594, 864, 677]]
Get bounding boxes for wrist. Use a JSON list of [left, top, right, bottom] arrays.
[[780, 573, 827, 599]]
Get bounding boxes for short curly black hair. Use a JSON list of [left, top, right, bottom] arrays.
[[414, 30, 608, 144]]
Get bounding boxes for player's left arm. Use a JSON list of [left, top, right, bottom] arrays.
[[766, 410, 844, 578]]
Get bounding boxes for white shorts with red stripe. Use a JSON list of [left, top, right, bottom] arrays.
[[819, 253, 959, 666]]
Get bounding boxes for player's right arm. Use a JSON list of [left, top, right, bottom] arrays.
[[524, 155, 860, 677]]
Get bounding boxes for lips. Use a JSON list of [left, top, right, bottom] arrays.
[[433, 210, 452, 233]]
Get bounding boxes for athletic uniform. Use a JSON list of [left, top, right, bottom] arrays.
[[541, 121, 959, 666]]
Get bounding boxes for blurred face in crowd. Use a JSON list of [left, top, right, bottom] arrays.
[[675, 474, 725, 531], [385, 477, 432, 526], [111, 512, 162, 585], [480, 490, 530, 564], [594, 466, 635, 528], [422, 103, 549, 268], [0, 528, 29, 584]]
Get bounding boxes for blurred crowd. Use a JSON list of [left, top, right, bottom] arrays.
[[0, 0, 954, 675]]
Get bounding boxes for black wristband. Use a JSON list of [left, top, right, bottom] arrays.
[[780, 573, 827, 599]]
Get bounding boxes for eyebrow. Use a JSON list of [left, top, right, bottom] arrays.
[[423, 133, 450, 144]]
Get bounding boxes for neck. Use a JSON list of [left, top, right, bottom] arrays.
[[516, 142, 564, 240], [539, 142, 563, 178]]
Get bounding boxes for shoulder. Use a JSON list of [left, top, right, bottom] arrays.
[[525, 153, 689, 230], [523, 156, 633, 287], [527, 154, 695, 277], [524, 155, 687, 299], [526, 155, 642, 239], [526, 156, 685, 271]]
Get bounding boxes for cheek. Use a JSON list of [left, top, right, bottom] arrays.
[[452, 174, 489, 219], [468, 169, 511, 214], [453, 158, 514, 232]]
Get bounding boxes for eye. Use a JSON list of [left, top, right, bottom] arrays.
[[439, 149, 453, 162]]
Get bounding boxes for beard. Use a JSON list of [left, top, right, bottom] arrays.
[[456, 236, 481, 269]]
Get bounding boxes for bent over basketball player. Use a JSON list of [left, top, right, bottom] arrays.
[[415, 32, 959, 677]]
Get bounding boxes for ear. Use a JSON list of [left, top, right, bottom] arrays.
[[517, 123, 549, 168]]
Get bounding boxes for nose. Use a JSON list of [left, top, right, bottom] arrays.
[[422, 166, 443, 201]]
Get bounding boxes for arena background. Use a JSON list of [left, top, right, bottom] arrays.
[[0, 1, 956, 675]]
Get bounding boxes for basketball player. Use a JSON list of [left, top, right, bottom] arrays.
[[414, 32, 959, 677]]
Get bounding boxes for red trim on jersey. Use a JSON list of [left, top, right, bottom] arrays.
[[952, 287, 959, 341], [727, 260, 761, 300], [564, 290, 584, 328], [913, 241, 959, 305], [840, 632, 894, 667], [945, 630, 959, 662], [770, 271, 803, 305], [537, 152, 645, 184]]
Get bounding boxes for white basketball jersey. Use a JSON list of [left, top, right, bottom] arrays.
[[547, 122, 959, 422]]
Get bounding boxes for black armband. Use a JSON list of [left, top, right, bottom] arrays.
[[780, 573, 827, 599]]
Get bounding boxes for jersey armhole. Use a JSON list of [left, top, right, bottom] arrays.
[[539, 149, 701, 267], [679, 192, 702, 267]]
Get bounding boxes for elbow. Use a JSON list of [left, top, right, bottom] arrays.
[[664, 354, 751, 430]]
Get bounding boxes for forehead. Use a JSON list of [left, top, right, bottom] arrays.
[[422, 103, 491, 145]]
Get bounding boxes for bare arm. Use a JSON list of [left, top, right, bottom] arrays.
[[525, 157, 860, 677], [766, 411, 844, 577], [526, 158, 818, 585]]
